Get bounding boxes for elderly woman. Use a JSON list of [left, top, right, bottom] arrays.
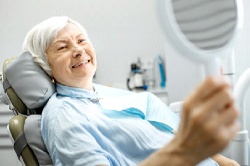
[[23, 16, 239, 166]]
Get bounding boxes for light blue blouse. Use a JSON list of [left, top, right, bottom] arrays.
[[41, 83, 218, 166]]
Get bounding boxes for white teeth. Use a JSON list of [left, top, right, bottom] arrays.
[[72, 60, 89, 68]]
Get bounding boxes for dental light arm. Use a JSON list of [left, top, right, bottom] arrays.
[[234, 68, 250, 131], [230, 68, 250, 164]]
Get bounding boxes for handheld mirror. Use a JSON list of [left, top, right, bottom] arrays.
[[158, 0, 242, 76], [158, 0, 248, 164]]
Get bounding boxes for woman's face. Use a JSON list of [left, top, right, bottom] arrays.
[[46, 23, 97, 89]]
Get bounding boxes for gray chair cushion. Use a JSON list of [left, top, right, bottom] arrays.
[[24, 115, 53, 166], [4, 51, 55, 111]]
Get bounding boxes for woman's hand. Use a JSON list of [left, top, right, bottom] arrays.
[[175, 76, 240, 164]]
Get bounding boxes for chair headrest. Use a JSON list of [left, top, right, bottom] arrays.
[[2, 52, 55, 115]]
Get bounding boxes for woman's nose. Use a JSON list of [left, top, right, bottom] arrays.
[[72, 44, 85, 58]]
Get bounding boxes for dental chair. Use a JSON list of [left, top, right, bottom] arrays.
[[1, 52, 55, 166]]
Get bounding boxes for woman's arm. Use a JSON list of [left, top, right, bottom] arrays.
[[139, 76, 239, 166]]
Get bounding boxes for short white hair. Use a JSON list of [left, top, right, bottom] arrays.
[[23, 16, 88, 76]]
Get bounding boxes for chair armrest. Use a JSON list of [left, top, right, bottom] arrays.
[[9, 115, 39, 166]]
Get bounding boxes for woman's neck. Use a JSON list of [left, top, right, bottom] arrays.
[[56, 80, 94, 92]]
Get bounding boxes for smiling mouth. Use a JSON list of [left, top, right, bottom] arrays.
[[72, 60, 90, 68]]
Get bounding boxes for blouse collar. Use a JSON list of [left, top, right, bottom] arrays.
[[56, 83, 98, 100]]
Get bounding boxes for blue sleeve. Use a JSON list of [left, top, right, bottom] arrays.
[[42, 104, 111, 166]]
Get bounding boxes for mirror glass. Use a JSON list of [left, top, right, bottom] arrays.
[[158, 0, 239, 75], [173, 0, 237, 50]]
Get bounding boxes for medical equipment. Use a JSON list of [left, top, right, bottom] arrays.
[[155, 55, 166, 88], [157, 0, 249, 165], [127, 61, 147, 90]]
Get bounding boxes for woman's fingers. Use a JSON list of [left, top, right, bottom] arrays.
[[183, 76, 231, 112], [218, 105, 239, 127], [177, 76, 240, 159], [182, 78, 236, 129], [195, 85, 239, 132], [195, 87, 236, 118]]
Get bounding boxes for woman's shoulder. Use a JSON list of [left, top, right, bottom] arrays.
[[42, 92, 89, 121]]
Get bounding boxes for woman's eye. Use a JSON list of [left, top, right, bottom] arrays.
[[57, 46, 67, 51], [78, 39, 86, 44]]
